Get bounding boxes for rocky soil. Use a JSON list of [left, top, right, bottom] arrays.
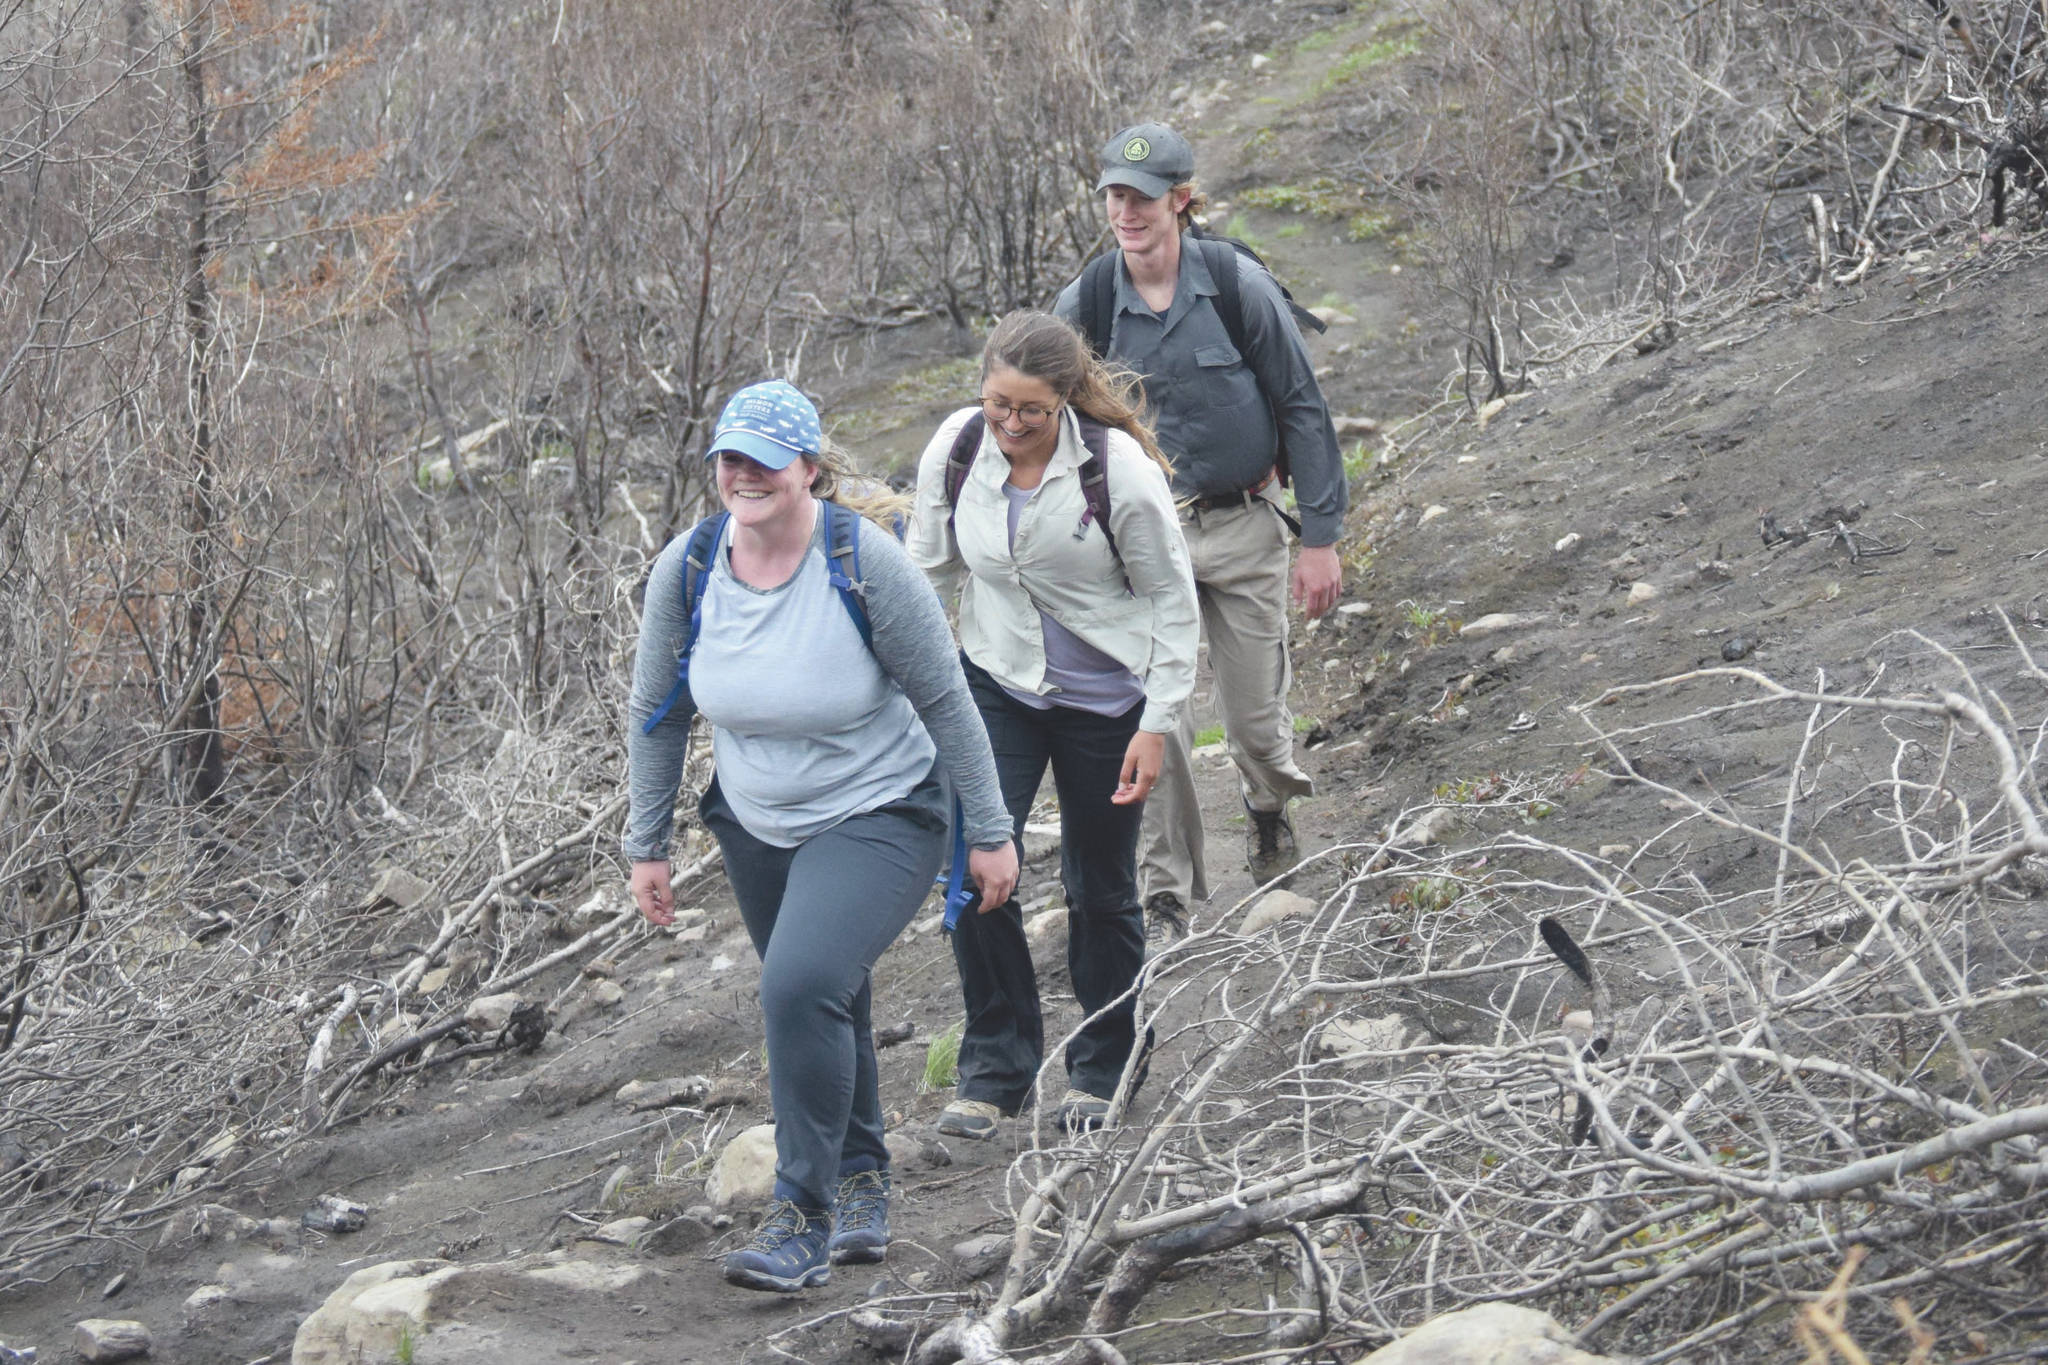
[[5, 12, 2046, 1365]]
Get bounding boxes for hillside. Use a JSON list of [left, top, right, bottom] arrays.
[[4, 0, 2047, 1362]]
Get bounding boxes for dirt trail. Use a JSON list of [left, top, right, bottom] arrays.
[[8, 17, 2048, 1365]]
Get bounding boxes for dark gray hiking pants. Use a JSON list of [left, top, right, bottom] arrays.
[[699, 764, 948, 1210]]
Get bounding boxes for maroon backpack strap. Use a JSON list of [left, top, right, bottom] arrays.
[[950, 411, 1121, 562], [943, 412, 985, 540], [1074, 416, 1118, 562]]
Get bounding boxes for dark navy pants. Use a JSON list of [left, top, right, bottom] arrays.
[[950, 658, 1151, 1113], [700, 765, 949, 1210]]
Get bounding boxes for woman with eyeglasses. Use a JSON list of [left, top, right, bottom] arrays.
[[908, 310, 1199, 1137]]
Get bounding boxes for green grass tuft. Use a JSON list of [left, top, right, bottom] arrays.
[[921, 1021, 963, 1093]]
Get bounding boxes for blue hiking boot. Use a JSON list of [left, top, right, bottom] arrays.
[[723, 1199, 831, 1292], [828, 1169, 891, 1265]]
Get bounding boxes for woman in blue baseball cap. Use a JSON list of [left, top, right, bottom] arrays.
[[623, 379, 1018, 1293]]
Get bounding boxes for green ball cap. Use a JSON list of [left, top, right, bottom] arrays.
[[1095, 122, 1194, 199]]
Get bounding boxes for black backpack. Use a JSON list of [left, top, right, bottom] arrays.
[[1072, 227, 1326, 488], [942, 411, 1119, 561]]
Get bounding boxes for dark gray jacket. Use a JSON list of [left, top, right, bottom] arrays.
[[1054, 234, 1347, 546]]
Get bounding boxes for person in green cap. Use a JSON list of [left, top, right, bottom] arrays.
[[1055, 121, 1347, 940]]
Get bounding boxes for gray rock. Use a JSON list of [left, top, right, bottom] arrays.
[[585, 1216, 651, 1247], [300, 1196, 368, 1234], [1389, 806, 1458, 850], [705, 1124, 778, 1209], [1317, 1015, 1410, 1063], [615, 1076, 710, 1111], [0, 1340, 36, 1364], [72, 1321, 149, 1363], [366, 866, 432, 911], [1240, 889, 1315, 934], [952, 1233, 1009, 1278], [1360, 1304, 1632, 1364], [589, 980, 625, 1009], [292, 1255, 645, 1365], [884, 1131, 954, 1170], [1460, 612, 1546, 637], [182, 1285, 233, 1322], [464, 991, 527, 1034]]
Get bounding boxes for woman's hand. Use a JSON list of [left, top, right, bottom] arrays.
[[631, 860, 675, 925], [1112, 728, 1166, 806], [967, 842, 1020, 914]]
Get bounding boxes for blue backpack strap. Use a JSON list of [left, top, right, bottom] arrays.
[[639, 513, 728, 735], [940, 797, 974, 930], [819, 499, 873, 646]]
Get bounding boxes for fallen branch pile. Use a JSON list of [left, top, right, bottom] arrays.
[[851, 631, 2048, 1364]]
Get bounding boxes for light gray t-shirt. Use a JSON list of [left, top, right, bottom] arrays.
[[996, 483, 1144, 718], [624, 503, 1012, 857], [688, 534, 933, 846]]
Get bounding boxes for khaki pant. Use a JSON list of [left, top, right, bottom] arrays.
[[1140, 493, 1315, 905]]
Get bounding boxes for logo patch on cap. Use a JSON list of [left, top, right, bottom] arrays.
[[1123, 136, 1151, 162]]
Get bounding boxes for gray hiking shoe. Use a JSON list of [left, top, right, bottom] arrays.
[[936, 1098, 1003, 1140], [1245, 801, 1299, 884], [1144, 891, 1189, 945], [1055, 1087, 1113, 1134]]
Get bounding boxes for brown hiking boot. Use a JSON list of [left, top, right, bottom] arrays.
[[1245, 801, 1298, 884]]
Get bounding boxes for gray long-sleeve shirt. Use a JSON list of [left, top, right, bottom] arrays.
[[1054, 234, 1348, 546], [624, 502, 1012, 857]]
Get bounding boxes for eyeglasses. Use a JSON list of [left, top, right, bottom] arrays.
[[979, 396, 1058, 428]]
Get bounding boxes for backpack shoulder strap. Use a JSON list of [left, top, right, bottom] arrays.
[[1073, 416, 1118, 563], [1076, 252, 1119, 358], [1196, 237, 1249, 359], [639, 512, 728, 735], [819, 499, 873, 648], [943, 411, 986, 531]]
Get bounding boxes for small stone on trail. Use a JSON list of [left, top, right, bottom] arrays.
[[417, 967, 451, 994], [1418, 504, 1448, 525], [953, 1233, 1009, 1278], [1390, 806, 1458, 849], [1598, 844, 1632, 861], [1240, 889, 1315, 934], [1626, 581, 1660, 606], [706, 1124, 778, 1209], [710, 953, 734, 972], [590, 980, 625, 1009], [301, 1195, 368, 1234], [885, 1130, 955, 1170], [1203, 18, 1226, 32], [1024, 906, 1066, 944], [1554, 531, 1582, 554], [72, 1321, 149, 1364], [1337, 601, 1372, 616], [587, 1216, 652, 1247], [366, 866, 432, 911], [1333, 415, 1378, 436], [1721, 636, 1755, 661], [1250, 52, 1271, 70], [101, 1272, 126, 1298], [1359, 1303, 1628, 1364], [875, 1021, 916, 1048], [183, 1284, 233, 1320], [465, 992, 526, 1033], [615, 1076, 709, 1111], [1460, 612, 1544, 638], [1317, 1015, 1410, 1062]]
